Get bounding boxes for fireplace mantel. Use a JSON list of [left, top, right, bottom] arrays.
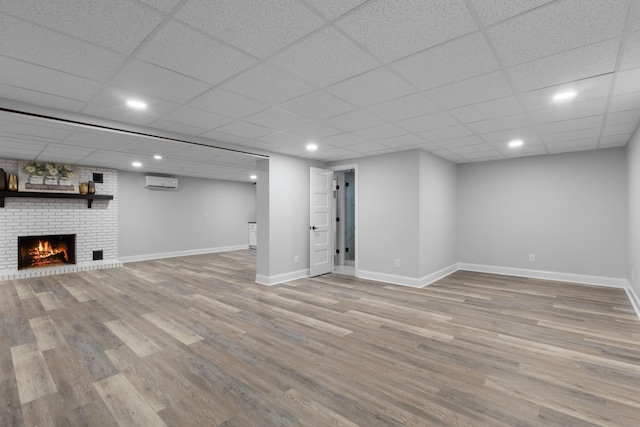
[[0, 190, 113, 208]]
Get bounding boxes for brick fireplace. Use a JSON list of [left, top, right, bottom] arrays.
[[0, 159, 122, 280]]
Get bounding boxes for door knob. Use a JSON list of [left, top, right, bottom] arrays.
[[311, 226, 318, 230]]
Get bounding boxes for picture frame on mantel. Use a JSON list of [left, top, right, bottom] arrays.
[[18, 161, 80, 194]]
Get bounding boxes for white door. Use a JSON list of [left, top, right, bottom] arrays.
[[309, 167, 333, 277]]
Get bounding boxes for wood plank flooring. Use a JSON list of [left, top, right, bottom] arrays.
[[2, 250, 640, 426]]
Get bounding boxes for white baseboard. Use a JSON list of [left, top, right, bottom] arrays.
[[624, 281, 640, 319], [118, 244, 249, 263], [255, 269, 309, 286], [358, 263, 459, 288], [458, 263, 628, 289], [0, 259, 123, 281]]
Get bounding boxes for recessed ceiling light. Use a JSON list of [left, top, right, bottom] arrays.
[[126, 99, 147, 110], [132, 161, 142, 167], [508, 139, 523, 148], [306, 142, 318, 151], [250, 175, 257, 180], [153, 154, 162, 160], [552, 90, 577, 102]]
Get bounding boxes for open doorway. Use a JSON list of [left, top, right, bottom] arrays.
[[331, 165, 357, 276]]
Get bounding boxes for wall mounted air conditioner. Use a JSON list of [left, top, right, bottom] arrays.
[[145, 176, 178, 189]]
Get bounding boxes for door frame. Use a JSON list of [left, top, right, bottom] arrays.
[[328, 163, 358, 276]]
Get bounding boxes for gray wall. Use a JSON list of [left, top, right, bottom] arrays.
[[628, 127, 640, 295], [356, 150, 421, 277], [419, 150, 458, 277], [255, 153, 325, 282], [118, 171, 256, 260], [458, 148, 627, 279]]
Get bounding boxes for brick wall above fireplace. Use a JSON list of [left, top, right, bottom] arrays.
[[0, 159, 121, 280]]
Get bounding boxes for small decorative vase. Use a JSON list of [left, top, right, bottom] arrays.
[[0, 168, 5, 190], [87, 181, 96, 195], [79, 182, 88, 195], [8, 174, 18, 191]]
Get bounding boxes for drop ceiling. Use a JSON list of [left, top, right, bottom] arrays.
[[0, 0, 639, 182]]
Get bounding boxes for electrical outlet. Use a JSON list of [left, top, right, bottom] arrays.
[[529, 254, 535, 262], [294, 255, 299, 264], [394, 259, 400, 268]]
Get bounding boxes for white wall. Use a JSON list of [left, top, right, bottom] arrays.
[[419, 150, 458, 278], [255, 153, 325, 284], [458, 148, 627, 281], [118, 171, 256, 261], [628, 127, 640, 300]]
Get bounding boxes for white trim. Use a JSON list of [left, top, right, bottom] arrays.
[[624, 281, 640, 319], [118, 244, 249, 263], [358, 263, 459, 288], [255, 269, 309, 286], [458, 263, 627, 288], [0, 259, 123, 281]]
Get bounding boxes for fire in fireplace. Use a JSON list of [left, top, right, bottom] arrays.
[[18, 234, 76, 270]]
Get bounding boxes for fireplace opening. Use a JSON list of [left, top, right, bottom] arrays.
[[18, 234, 76, 270]]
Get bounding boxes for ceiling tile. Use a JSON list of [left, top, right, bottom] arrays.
[[87, 86, 180, 120], [317, 133, 367, 148], [599, 134, 632, 147], [199, 129, 247, 145], [488, 0, 627, 66], [449, 96, 523, 123], [137, 20, 256, 86], [620, 30, 640, 70], [286, 121, 342, 139], [336, 0, 477, 62], [215, 120, 275, 139], [425, 71, 513, 109], [468, 0, 555, 26], [499, 142, 548, 158], [304, 0, 367, 20], [542, 128, 601, 144], [602, 122, 639, 136], [278, 91, 355, 120], [138, 0, 181, 13], [65, 130, 139, 151], [537, 116, 603, 135], [312, 147, 362, 161], [430, 149, 468, 163], [245, 107, 309, 131], [507, 39, 620, 92], [479, 127, 539, 144], [257, 131, 304, 147], [157, 105, 232, 130], [378, 134, 424, 148], [418, 125, 473, 142], [0, 14, 126, 82], [353, 123, 409, 140], [392, 32, 499, 91], [0, 56, 102, 102], [188, 88, 267, 119], [367, 93, 440, 122], [83, 104, 159, 126], [175, 0, 324, 58], [0, 0, 165, 53], [546, 138, 598, 154], [613, 67, 640, 95], [609, 92, 640, 113], [112, 60, 210, 104], [519, 74, 613, 112], [606, 108, 640, 126], [529, 98, 608, 123], [37, 143, 96, 163], [466, 113, 531, 134], [326, 67, 415, 107], [436, 135, 486, 149], [268, 27, 379, 87], [221, 64, 316, 105], [341, 141, 391, 153], [324, 109, 386, 132], [0, 138, 48, 159], [0, 84, 86, 112], [397, 111, 460, 133]]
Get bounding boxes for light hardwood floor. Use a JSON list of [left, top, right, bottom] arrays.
[[2, 250, 640, 426]]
